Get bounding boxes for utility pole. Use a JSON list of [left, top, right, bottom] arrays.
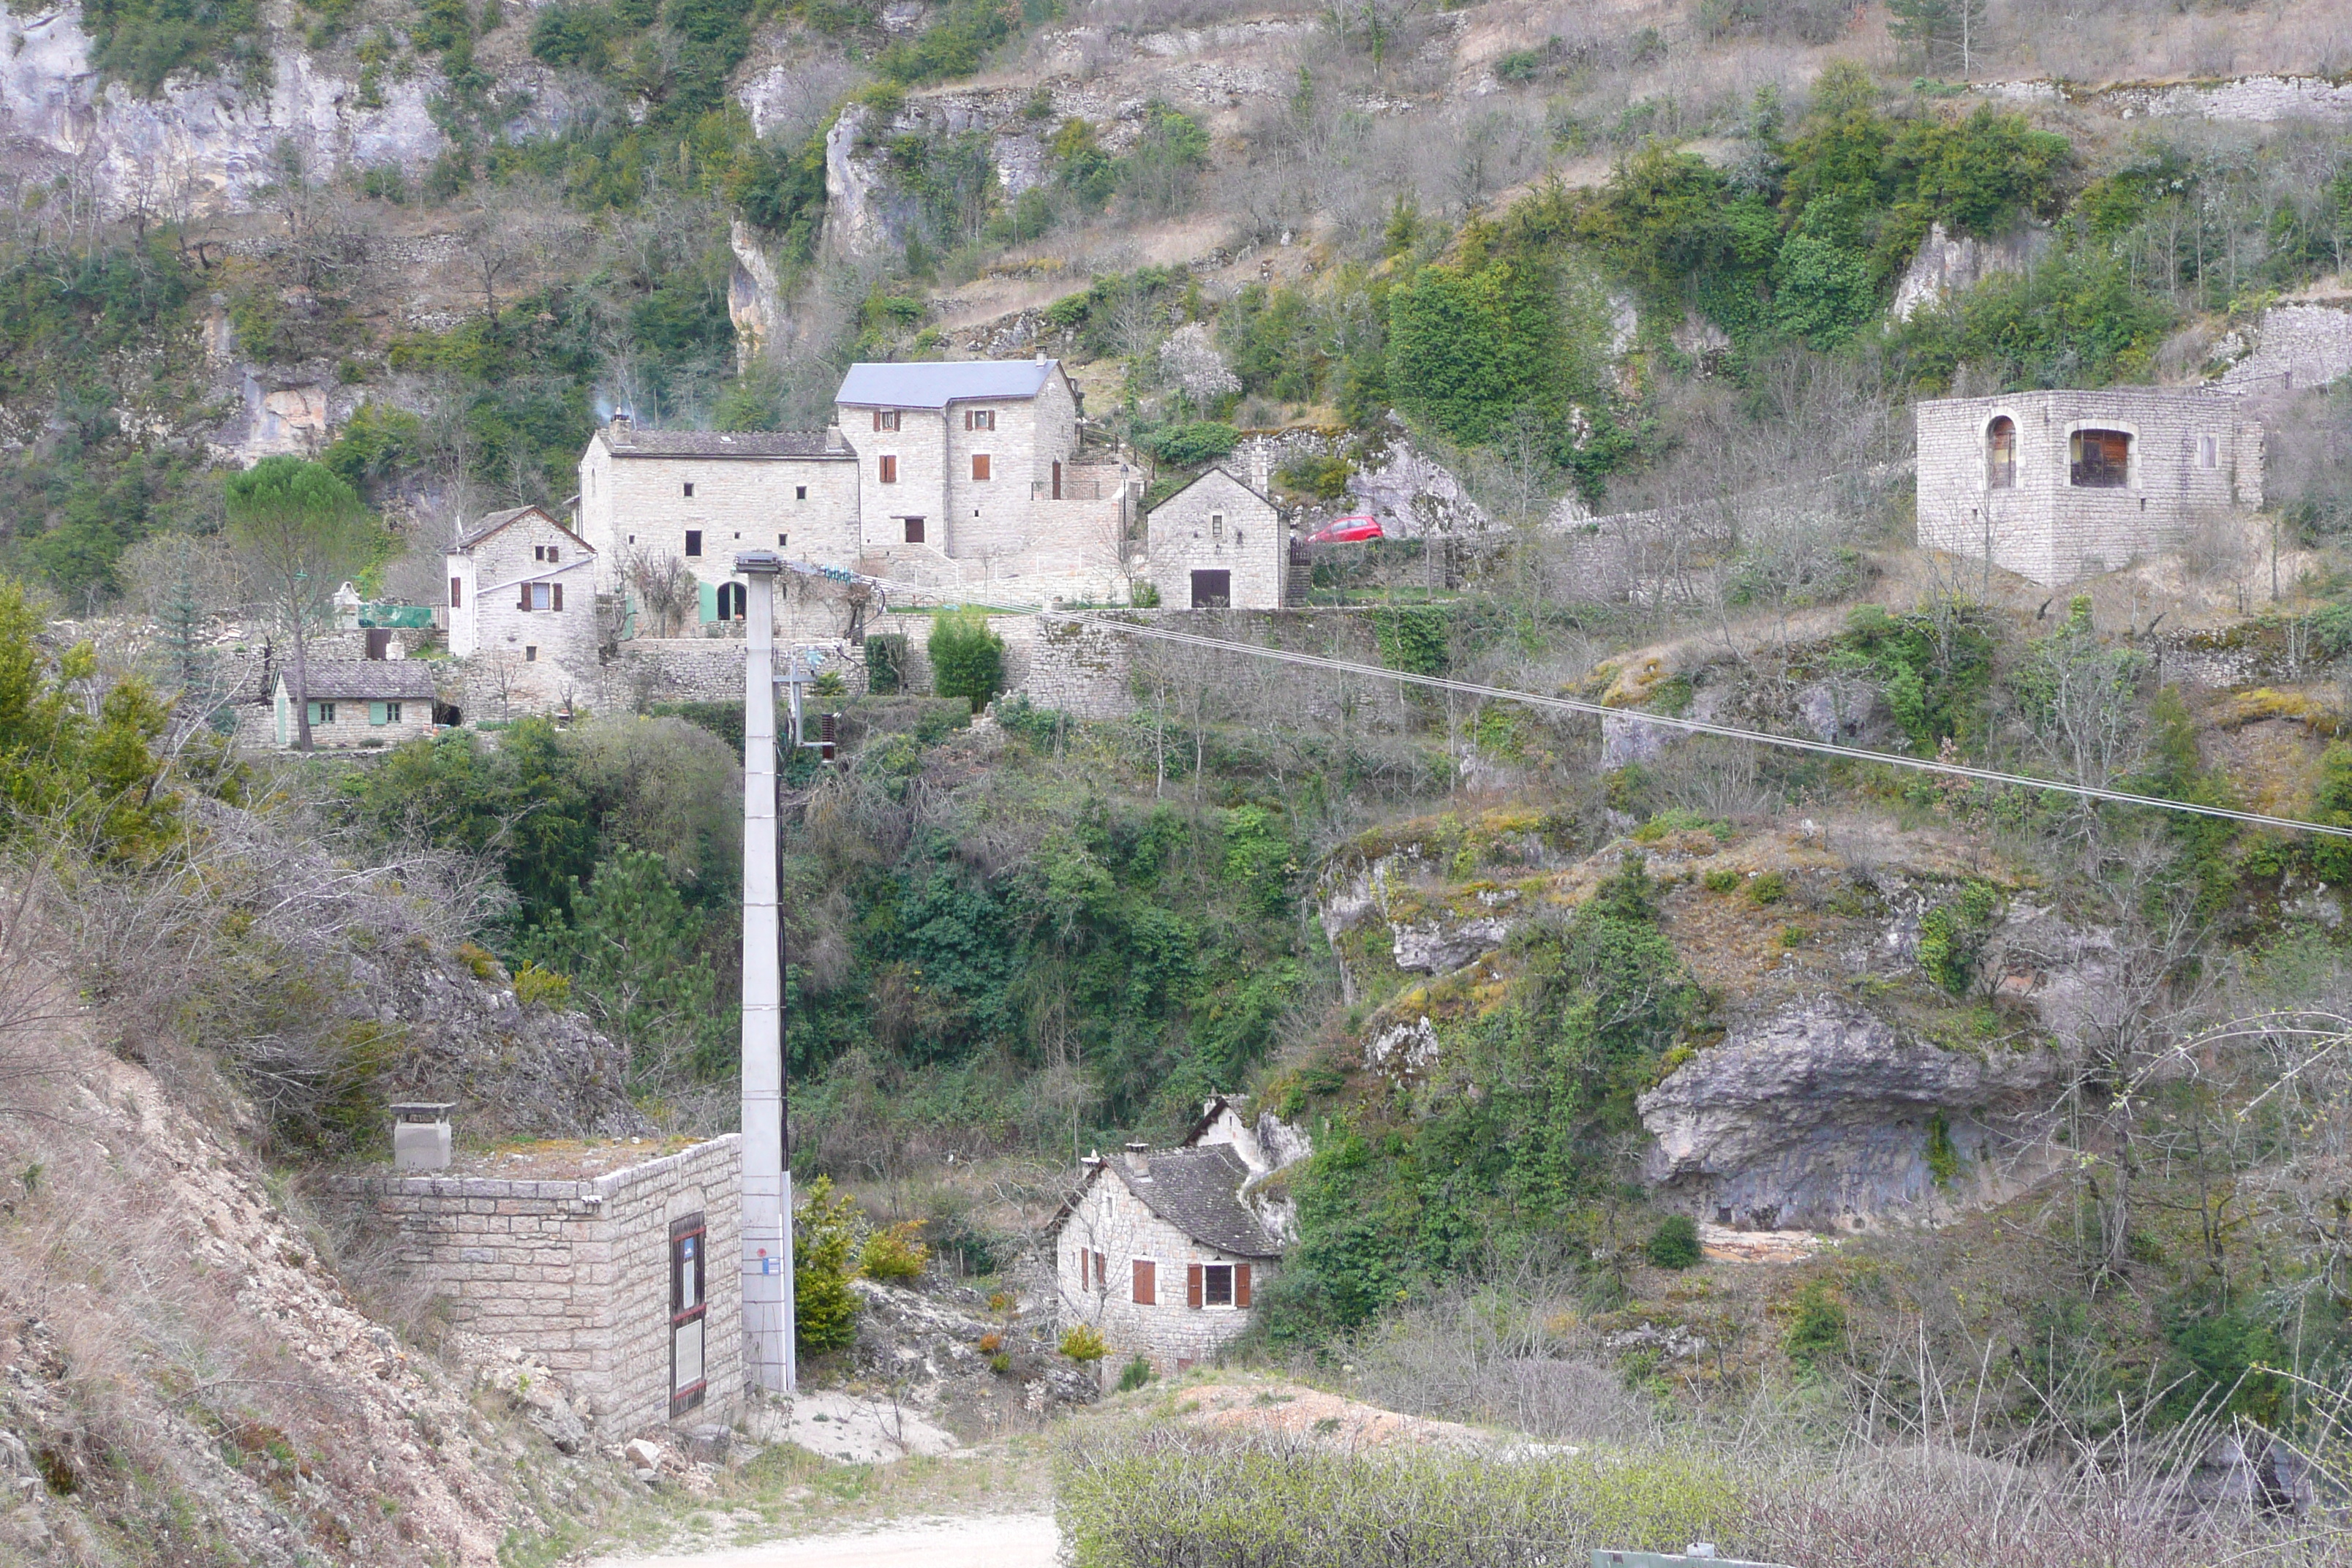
[[736, 551, 794, 1396]]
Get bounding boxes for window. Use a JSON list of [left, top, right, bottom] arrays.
[[685, 529, 704, 557], [971, 453, 992, 482], [965, 408, 995, 431], [717, 581, 747, 620], [669, 1214, 709, 1416], [1190, 570, 1231, 608], [903, 516, 926, 544], [778, 532, 788, 546], [872, 410, 900, 431], [1210, 511, 1226, 543], [1186, 1262, 1252, 1310], [524, 646, 538, 662], [307, 701, 336, 725], [878, 455, 898, 485], [1987, 417, 2016, 489], [1131, 1259, 1156, 1305], [449, 577, 462, 608], [546, 545, 559, 563], [522, 581, 559, 611], [795, 485, 807, 500], [532, 545, 543, 561], [1093, 1250, 1107, 1290], [2069, 429, 2131, 487], [1052, 460, 1062, 500], [369, 701, 402, 726], [2199, 434, 2219, 470], [682, 482, 694, 498]]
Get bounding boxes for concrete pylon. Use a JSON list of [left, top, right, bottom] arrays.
[[736, 551, 794, 1395]]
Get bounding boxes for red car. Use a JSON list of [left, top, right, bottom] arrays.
[[1309, 516, 1384, 543]]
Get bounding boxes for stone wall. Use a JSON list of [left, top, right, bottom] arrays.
[[1918, 389, 2264, 585], [577, 432, 862, 601], [2219, 301, 2352, 393], [330, 1137, 742, 1436], [1054, 1166, 1274, 1377], [1146, 469, 1285, 609]]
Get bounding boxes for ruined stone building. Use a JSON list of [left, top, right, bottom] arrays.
[[1915, 387, 2265, 586], [1049, 1096, 1306, 1381], [570, 358, 1142, 636]]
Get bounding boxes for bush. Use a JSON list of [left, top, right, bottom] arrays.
[[927, 610, 1006, 715], [1060, 1324, 1109, 1362], [1646, 1215, 1703, 1269], [859, 1220, 931, 1281], [1145, 421, 1240, 468], [1784, 1281, 1847, 1368], [1744, 871, 1787, 906], [865, 633, 910, 695], [794, 1176, 862, 1354], [1115, 1354, 1156, 1392], [1130, 580, 1161, 608], [510, 962, 571, 1009]]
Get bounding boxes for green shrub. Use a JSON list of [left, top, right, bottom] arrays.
[[1146, 421, 1240, 467], [1784, 1281, 1847, 1368], [1917, 878, 2000, 995], [927, 609, 1006, 715], [865, 633, 910, 695], [1926, 1109, 1959, 1188], [1060, 1324, 1109, 1362], [1115, 1354, 1155, 1392], [794, 1176, 862, 1354], [511, 962, 572, 1010], [1130, 580, 1162, 608], [859, 1220, 931, 1281], [1744, 871, 1787, 906], [1702, 869, 1741, 894], [1646, 1215, 1703, 1269]]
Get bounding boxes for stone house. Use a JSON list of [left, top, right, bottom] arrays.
[[333, 1137, 744, 1437], [1915, 388, 2264, 586], [446, 505, 603, 711], [570, 359, 1142, 634], [1145, 461, 1286, 609], [271, 660, 437, 748], [1050, 1096, 1306, 1380]]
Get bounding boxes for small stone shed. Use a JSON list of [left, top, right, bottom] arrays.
[[1915, 387, 2264, 586], [271, 660, 438, 748], [333, 1136, 743, 1436], [1051, 1097, 1306, 1379], [1145, 464, 1286, 609]]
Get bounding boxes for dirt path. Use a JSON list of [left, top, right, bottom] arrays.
[[583, 1514, 1059, 1568]]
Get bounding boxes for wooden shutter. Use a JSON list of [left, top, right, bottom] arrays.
[[551, 582, 563, 611], [972, 453, 990, 481], [1131, 1259, 1155, 1305], [449, 577, 461, 608], [1235, 1263, 1252, 1308], [1186, 1263, 1203, 1309], [1093, 1250, 1106, 1290], [518, 584, 531, 610], [880, 455, 897, 484]]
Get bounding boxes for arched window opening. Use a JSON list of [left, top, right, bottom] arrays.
[[1987, 416, 2016, 489], [717, 581, 748, 621], [2070, 429, 2131, 488]]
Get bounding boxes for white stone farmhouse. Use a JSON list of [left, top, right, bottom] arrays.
[[1145, 463, 1286, 608], [570, 358, 1143, 629], [445, 505, 601, 706], [1051, 1096, 1306, 1380]]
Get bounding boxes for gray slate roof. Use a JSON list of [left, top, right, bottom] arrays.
[[601, 427, 848, 459], [283, 660, 439, 701], [1109, 1145, 1282, 1257], [454, 505, 592, 552], [835, 359, 1059, 408]]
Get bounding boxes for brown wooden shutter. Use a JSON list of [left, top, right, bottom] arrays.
[[1235, 1263, 1252, 1308], [871, 410, 880, 431], [972, 453, 990, 481], [449, 577, 461, 608], [1186, 1263, 1203, 1309], [1093, 1250, 1106, 1289], [518, 584, 531, 610], [551, 582, 563, 611], [880, 455, 897, 484], [1131, 1259, 1155, 1305]]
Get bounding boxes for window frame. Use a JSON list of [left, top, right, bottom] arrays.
[[2068, 427, 2133, 489], [685, 529, 704, 557], [872, 409, 901, 432], [669, 1213, 709, 1416], [449, 576, 462, 608], [903, 516, 926, 545], [879, 454, 899, 485], [2198, 434, 2220, 470], [682, 481, 694, 498], [971, 453, 992, 482], [307, 701, 336, 725], [1986, 415, 2016, 490], [1131, 1257, 1156, 1305]]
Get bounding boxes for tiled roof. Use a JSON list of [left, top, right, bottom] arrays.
[[600, 426, 847, 459], [453, 505, 590, 551], [282, 660, 439, 701], [835, 359, 1059, 408], [1110, 1145, 1282, 1257]]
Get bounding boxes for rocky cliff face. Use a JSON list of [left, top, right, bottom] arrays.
[[1638, 998, 2064, 1232]]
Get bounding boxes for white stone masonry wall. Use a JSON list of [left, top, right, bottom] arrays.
[[1055, 1172, 1273, 1377]]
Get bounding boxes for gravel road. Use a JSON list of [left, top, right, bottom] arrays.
[[584, 1513, 1060, 1568]]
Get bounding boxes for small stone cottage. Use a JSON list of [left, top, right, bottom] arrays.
[[445, 504, 602, 709], [1145, 460, 1286, 609], [271, 660, 437, 748], [1051, 1096, 1306, 1379]]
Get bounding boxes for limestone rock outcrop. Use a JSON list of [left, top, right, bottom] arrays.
[[1639, 998, 2062, 1231]]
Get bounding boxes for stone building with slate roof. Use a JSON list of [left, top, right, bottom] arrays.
[[270, 660, 438, 748], [571, 359, 1144, 633], [445, 505, 601, 711], [1051, 1096, 1308, 1382]]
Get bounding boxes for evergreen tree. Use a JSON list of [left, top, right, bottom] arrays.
[[1889, 0, 1991, 78]]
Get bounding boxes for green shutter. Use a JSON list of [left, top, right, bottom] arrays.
[[697, 581, 720, 624], [308, 701, 323, 725], [369, 701, 389, 726]]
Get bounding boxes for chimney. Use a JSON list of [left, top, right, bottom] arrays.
[[1123, 1142, 1151, 1178], [1248, 439, 1270, 497], [826, 421, 844, 452], [1036, 350, 1048, 367], [611, 411, 633, 435], [390, 1102, 454, 1172]]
